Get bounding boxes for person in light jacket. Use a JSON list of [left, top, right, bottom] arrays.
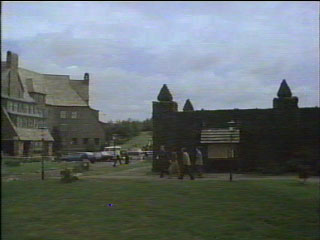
[[194, 147, 204, 178], [168, 148, 180, 178], [178, 148, 194, 180]]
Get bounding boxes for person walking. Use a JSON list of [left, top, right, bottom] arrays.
[[178, 148, 194, 180], [113, 155, 122, 167], [157, 145, 170, 178], [195, 147, 204, 178], [124, 153, 130, 164], [168, 149, 180, 179]]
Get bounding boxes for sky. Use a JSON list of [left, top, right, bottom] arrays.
[[2, 1, 319, 121]]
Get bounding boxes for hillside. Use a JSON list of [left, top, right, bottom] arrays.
[[119, 131, 152, 150]]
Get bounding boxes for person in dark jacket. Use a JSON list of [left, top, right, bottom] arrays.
[[123, 152, 130, 164], [157, 145, 170, 178], [113, 155, 122, 167]]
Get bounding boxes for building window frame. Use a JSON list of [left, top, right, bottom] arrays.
[[71, 138, 78, 145], [71, 111, 78, 119], [94, 138, 100, 145], [60, 111, 67, 119], [7, 101, 12, 111], [28, 118, 34, 128], [13, 102, 18, 112], [83, 138, 89, 144]]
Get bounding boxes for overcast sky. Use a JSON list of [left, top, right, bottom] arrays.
[[2, 1, 319, 121]]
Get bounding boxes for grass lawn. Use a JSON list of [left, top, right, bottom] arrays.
[[2, 161, 318, 240]]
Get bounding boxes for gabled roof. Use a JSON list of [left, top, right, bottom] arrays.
[[1, 64, 35, 102], [201, 128, 240, 143], [15, 127, 54, 141], [18, 68, 88, 106]]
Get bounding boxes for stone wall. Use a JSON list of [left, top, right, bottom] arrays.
[[153, 103, 320, 172]]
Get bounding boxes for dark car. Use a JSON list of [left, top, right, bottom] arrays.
[[60, 152, 95, 163]]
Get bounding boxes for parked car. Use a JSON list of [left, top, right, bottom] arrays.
[[60, 152, 95, 163], [93, 152, 103, 161], [127, 151, 145, 160], [144, 151, 154, 157]]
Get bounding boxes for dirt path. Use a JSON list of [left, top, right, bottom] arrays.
[[3, 161, 319, 183]]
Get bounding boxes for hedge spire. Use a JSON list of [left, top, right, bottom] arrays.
[[183, 99, 194, 111], [277, 79, 292, 98], [157, 84, 173, 101]]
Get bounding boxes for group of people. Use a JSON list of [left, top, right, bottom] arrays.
[[156, 145, 204, 180]]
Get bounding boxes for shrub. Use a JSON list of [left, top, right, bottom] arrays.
[[5, 160, 21, 167], [60, 168, 78, 183], [72, 162, 90, 173]]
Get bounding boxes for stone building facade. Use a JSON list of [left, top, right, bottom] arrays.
[[152, 82, 319, 172], [1, 51, 106, 156]]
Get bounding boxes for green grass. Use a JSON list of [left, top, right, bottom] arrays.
[[1, 161, 80, 176], [2, 163, 319, 240], [120, 131, 152, 150]]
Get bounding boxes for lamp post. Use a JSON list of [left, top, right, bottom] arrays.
[[39, 126, 47, 180], [228, 120, 236, 182], [112, 135, 116, 157]]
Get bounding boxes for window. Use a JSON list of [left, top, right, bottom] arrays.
[[17, 117, 22, 127], [38, 108, 43, 117], [7, 101, 12, 111], [94, 138, 100, 145], [23, 104, 27, 113], [83, 138, 89, 144], [38, 120, 45, 128], [22, 118, 28, 128], [28, 118, 34, 128], [72, 138, 78, 145], [18, 89, 22, 98], [60, 111, 67, 119], [33, 141, 43, 152], [13, 102, 18, 112], [18, 103, 22, 112], [29, 105, 34, 114], [71, 111, 78, 119], [38, 95, 44, 102]]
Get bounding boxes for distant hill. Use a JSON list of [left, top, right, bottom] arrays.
[[119, 131, 152, 150]]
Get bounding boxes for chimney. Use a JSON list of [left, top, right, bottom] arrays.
[[7, 51, 19, 69], [84, 73, 89, 81]]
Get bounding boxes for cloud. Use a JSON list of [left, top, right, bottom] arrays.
[[2, 1, 319, 120]]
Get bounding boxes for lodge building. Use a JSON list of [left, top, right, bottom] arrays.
[[1, 51, 106, 156]]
